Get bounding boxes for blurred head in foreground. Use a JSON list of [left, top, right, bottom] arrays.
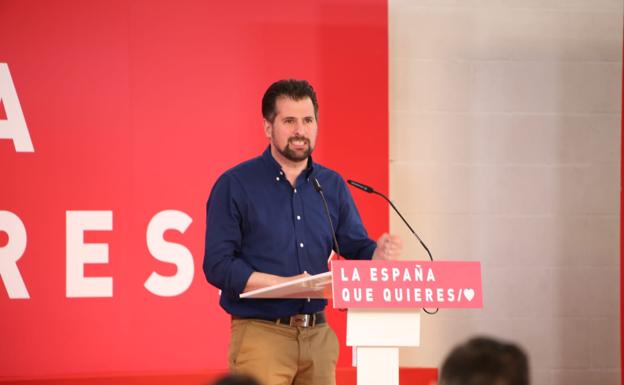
[[439, 336, 529, 385], [211, 373, 262, 385]]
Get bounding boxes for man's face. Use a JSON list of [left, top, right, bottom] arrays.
[[264, 96, 318, 164]]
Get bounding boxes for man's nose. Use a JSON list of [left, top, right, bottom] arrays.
[[293, 120, 304, 134]]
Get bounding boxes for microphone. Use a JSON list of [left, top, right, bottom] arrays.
[[348, 179, 439, 315], [346, 179, 374, 193], [312, 177, 341, 259], [347, 179, 433, 262]]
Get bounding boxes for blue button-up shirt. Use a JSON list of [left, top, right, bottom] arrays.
[[203, 146, 376, 318]]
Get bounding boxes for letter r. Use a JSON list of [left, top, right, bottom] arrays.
[[0, 211, 30, 299]]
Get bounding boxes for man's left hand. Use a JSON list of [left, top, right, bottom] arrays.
[[372, 233, 403, 260]]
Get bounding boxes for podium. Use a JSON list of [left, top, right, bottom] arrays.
[[240, 260, 482, 385], [240, 271, 420, 385]]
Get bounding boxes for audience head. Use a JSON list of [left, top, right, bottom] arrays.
[[210, 373, 262, 385], [439, 336, 529, 385]]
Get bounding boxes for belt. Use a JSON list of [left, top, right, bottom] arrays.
[[233, 311, 326, 328]]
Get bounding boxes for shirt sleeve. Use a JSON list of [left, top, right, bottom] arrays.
[[335, 178, 377, 260], [203, 173, 255, 298]]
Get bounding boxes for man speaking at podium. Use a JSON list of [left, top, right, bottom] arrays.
[[203, 79, 402, 385]]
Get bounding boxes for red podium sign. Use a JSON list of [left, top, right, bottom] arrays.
[[331, 260, 483, 309]]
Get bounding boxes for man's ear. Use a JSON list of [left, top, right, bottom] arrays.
[[263, 119, 272, 139]]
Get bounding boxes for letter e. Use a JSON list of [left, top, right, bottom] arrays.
[[66, 211, 113, 297]]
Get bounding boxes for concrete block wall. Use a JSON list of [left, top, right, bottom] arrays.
[[388, 1, 622, 384]]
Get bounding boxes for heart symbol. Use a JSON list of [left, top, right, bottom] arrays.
[[464, 288, 475, 301]]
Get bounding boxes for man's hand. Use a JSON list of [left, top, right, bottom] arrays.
[[372, 233, 403, 260], [243, 271, 311, 293]]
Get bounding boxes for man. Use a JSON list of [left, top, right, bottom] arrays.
[[203, 79, 402, 385], [439, 336, 529, 385]]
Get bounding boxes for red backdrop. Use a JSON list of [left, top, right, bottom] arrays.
[[621, 33, 623, 385], [0, 0, 388, 380]]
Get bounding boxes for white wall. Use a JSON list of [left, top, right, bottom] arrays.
[[388, 1, 622, 384]]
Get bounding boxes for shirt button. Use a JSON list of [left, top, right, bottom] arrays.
[[276, 177, 280, 181], [280, 171, 284, 175], [294, 188, 298, 193], [299, 242, 304, 248], [296, 215, 301, 220]]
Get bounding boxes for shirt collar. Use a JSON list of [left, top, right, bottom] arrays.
[[261, 145, 316, 179]]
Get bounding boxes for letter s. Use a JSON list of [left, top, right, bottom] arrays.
[[144, 210, 194, 297]]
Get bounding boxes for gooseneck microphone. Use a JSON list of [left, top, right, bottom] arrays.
[[312, 177, 341, 258], [348, 179, 439, 315], [347, 179, 433, 262], [347, 179, 374, 193]]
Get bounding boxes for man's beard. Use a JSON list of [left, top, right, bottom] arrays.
[[276, 136, 313, 162]]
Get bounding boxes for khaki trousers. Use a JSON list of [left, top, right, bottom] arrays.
[[228, 318, 339, 385]]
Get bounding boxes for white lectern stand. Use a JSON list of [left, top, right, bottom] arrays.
[[241, 272, 420, 385]]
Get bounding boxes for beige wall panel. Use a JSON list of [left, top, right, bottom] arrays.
[[389, 1, 622, 383]]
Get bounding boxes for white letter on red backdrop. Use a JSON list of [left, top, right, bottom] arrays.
[[144, 210, 194, 297], [0, 211, 29, 299], [0, 63, 34, 152], [66, 211, 113, 298]]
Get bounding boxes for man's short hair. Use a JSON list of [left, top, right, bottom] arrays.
[[262, 79, 319, 123], [440, 336, 529, 385]]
